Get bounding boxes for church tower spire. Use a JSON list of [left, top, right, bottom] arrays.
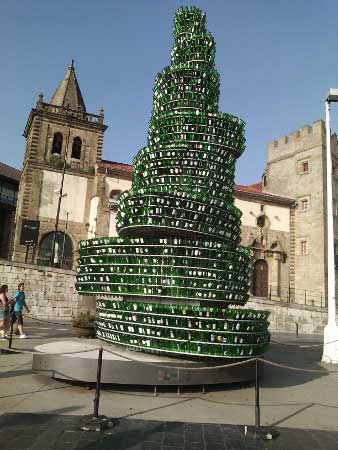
[[12, 61, 107, 264], [50, 60, 86, 111]]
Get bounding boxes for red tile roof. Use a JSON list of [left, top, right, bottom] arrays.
[[98, 159, 133, 173], [235, 181, 294, 204], [234, 182, 262, 193], [0, 162, 21, 183]]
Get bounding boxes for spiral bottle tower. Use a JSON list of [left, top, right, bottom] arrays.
[[76, 7, 270, 359]]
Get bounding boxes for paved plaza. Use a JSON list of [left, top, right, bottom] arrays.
[[1, 319, 338, 449]]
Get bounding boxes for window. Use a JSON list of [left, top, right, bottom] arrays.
[[300, 199, 309, 211], [109, 189, 121, 209], [257, 215, 266, 228], [37, 232, 73, 269], [263, 175, 267, 187], [71, 137, 82, 159], [299, 160, 309, 173], [300, 240, 307, 255], [51, 132, 63, 155]]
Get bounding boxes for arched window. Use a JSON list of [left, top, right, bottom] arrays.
[[71, 137, 82, 159], [37, 232, 73, 269], [110, 190, 121, 202], [109, 189, 121, 210], [51, 132, 63, 155], [257, 215, 266, 228]]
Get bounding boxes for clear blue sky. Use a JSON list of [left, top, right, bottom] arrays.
[[1, 0, 337, 184]]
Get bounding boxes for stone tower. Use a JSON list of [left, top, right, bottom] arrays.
[[12, 61, 107, 266], [264, 120, 338, 307]]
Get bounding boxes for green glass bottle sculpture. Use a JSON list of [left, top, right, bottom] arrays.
[[76, 6, 270, 359]]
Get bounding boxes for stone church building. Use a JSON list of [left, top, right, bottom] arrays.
[[10, 63, 338, 308]]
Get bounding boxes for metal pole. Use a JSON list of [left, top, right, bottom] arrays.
[[288, 285, 291, 303], [60, 212, 69, 268], [50, 113, 72, 266], [322, 98, 338, 363], [304, 290, 307, 305], [296, 323, 299, 338], [107, 203, 111, 236], [269, 284, 271, 300], [93, 346, 103, 419], [255, 358, 260, 428], [25, 245, 29, 263], [8, 314, 14, 350]]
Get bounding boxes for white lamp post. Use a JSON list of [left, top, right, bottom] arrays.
[[322, 88, 338, 363]]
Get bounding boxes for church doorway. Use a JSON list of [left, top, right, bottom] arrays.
[[37, 232, 73, 269], [252, 259, 268, 297]]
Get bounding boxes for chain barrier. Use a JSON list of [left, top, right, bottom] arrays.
[[10, 314, 338, 349], [270, 338, 338, 348], [2, 339, 338, 434], [11, 314, 338, 349], [2, 341, 338, 374]]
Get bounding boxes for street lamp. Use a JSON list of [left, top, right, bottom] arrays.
[[322, 88, 338, 363]]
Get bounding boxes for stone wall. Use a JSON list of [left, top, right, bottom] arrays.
[[0, 259, 95, 320], [247, 296, 336, 334], [0, 257, 334, 333]]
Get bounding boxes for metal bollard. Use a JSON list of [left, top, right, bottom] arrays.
[[255, 359, 260, 429], [93, 346, 103, 419], [8, 315, 14, 350], [80, 346, 114, 432]]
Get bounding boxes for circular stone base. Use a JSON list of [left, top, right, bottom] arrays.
[[32, 340, 261, 385]]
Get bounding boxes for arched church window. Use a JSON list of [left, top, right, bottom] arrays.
[[71, 137, 82, 159], [37, 232, 73, 269], [51, 132, 63, 155]]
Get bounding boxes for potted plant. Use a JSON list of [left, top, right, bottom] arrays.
[[71, 311, 96, 338]]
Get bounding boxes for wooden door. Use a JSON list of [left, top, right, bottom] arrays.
[[252, 259, 268, 297]]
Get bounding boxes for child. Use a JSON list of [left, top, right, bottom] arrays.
[[10, 283, 30, 339]]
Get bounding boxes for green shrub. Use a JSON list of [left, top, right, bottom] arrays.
[[71, 311, 96, 327]]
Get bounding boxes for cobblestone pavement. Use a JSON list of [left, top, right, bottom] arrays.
[[1, 413, 338, 450]]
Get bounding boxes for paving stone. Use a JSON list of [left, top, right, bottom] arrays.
[[162, 446, 184, 450], [1, 414, 338, 450], [5, 436, 37, 450], [163, 432, 185, 446]]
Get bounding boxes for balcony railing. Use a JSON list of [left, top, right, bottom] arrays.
[[0, 192, 17, 207]]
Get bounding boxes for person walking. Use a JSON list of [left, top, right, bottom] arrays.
[[0, 284, 10, 339], [10, 283, 30, 339]]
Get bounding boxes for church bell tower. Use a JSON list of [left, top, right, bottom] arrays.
[[12, 61, 107, 267]]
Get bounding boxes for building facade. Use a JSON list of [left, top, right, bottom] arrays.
[[0, 162, 20, 259], [264, 121, 338, 306], [9, 63, 338, 307], [11, 62, 131, 268]]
